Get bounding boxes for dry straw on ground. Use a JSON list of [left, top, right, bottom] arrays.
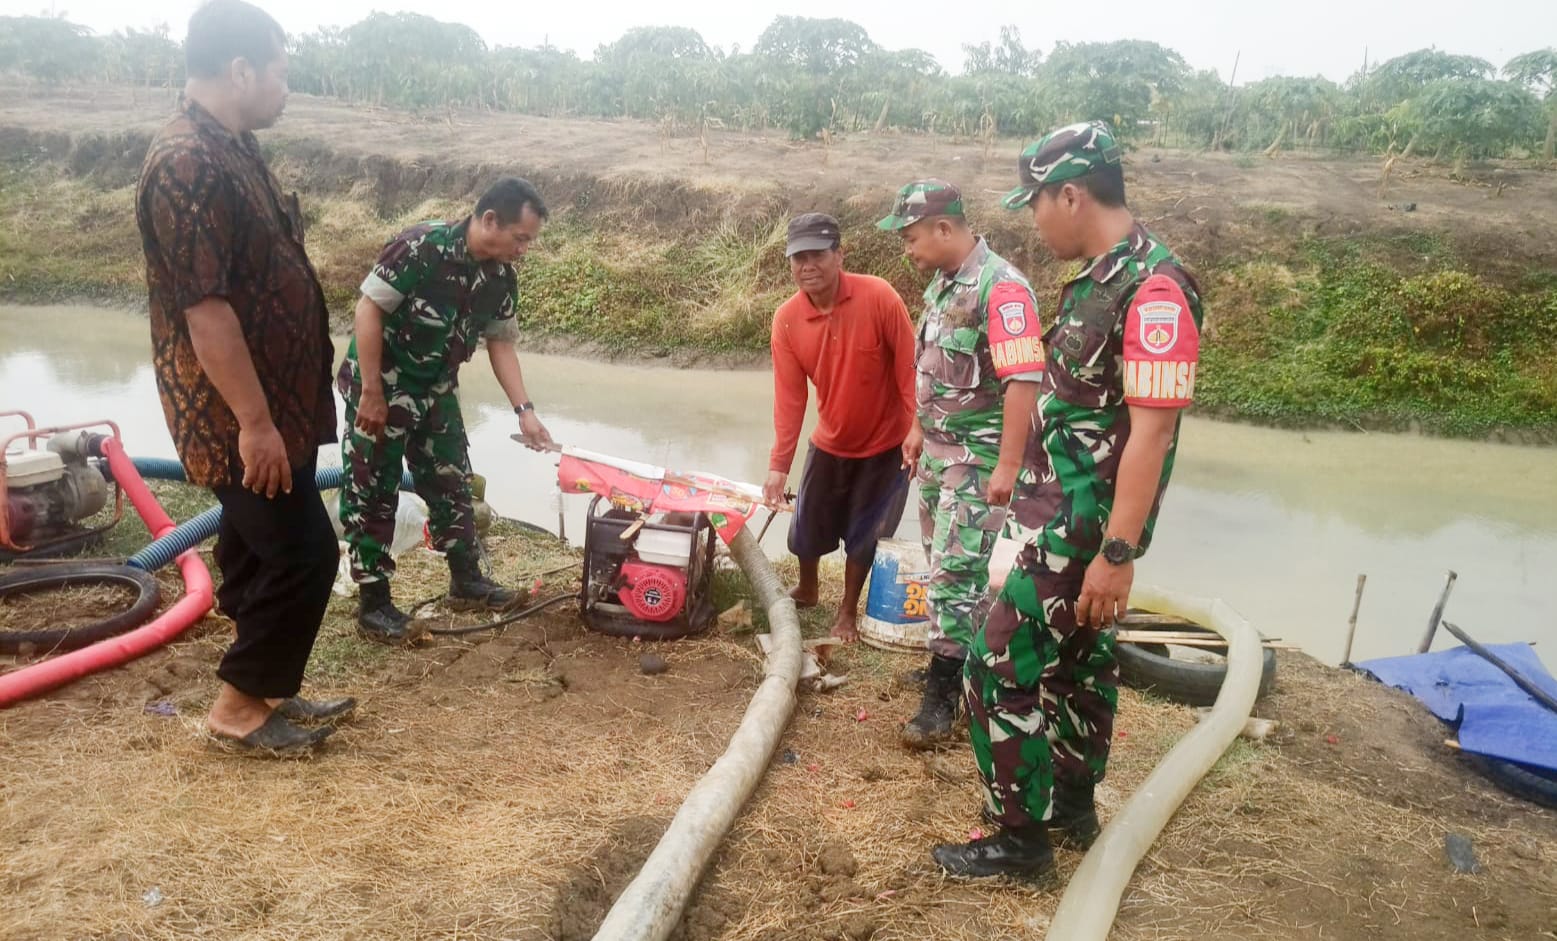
[[3, 524, 1554, 941]]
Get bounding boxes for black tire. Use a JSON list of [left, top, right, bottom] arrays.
[[0, 563, 162, 654], [1112, 619, 1277, 707], [1474, 756, 1557, 810]]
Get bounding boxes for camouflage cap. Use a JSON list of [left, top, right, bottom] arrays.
[[1002, 120, 1122, 210], [876, 179, 965, 230]]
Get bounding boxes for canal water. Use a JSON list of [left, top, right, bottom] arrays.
[[3, 304, 1553, 669]]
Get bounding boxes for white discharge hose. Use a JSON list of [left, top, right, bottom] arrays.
[[592, 527, 804, 941], [1045, 584, 1265, 941]]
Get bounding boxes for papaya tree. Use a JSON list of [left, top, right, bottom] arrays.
[[1041, 40, 1188, 141], [105, 26, 181, 89], [1241, 76, 1344, 154], [338, 13, 487, 109], [1504, 48, 1557, 161], [1363, 48, 1495, 154], [0, 15, 95, 84], [961, 25, 1040, 78], [753, 16, 877, 137], [594, 27, 717, 121], [1409, 77, 1543, 161]]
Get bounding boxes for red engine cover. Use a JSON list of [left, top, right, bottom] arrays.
[[618, 561, 687, 623]]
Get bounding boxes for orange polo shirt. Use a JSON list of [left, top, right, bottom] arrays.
[[769, 271, 917, 473]]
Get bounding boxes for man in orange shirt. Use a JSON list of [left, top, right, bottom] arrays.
[[764, 213, 917, 642]]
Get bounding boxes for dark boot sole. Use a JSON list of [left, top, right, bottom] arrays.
[[931, 848, 1058, 884], [937, 866, 1060, 887], [900, 707, 965, 750], [900, 726, 960, 750]]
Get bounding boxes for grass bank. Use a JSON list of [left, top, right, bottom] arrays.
[[4, 156, 1555, 440]]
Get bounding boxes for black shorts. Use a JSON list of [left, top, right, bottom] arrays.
[[788, 443, 910, 563]]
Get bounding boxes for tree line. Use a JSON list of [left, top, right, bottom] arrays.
[[3, 13, 1555, 160]]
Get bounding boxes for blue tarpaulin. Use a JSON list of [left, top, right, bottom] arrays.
[[1356, 643, 1557, 773]]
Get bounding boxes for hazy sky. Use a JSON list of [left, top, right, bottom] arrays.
[[9, 0, 1554, 83]]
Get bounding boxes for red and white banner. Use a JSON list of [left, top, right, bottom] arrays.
[[557, 447, 764, 544]]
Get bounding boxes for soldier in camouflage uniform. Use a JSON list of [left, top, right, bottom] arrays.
[[339, 178, 556, 644], [931, 122, 1204, 879], [877, 180, 1046, 750]]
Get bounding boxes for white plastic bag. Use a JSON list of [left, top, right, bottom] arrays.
[[324, 491, 431, 596]]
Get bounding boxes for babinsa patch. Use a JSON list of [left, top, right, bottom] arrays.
[[1136, 301, 1181, 355]]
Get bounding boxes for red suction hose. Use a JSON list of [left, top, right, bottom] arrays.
[[0, 437, 214, 707]]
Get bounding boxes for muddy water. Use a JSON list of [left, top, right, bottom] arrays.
[[3, 304, 1554, 669]]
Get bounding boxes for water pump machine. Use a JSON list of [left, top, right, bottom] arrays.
[[578, 495, 717, 639]]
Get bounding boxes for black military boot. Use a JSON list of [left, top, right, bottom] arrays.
[[357, 580, 414, 645], [1050, 777, 1101, 849], [932, 822, 1055, 879], [448, 554, 521, 611], [901, 654, 964, 750]]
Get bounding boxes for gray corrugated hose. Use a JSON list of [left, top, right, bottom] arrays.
[[592, 527, 804, 941], [1045, 584, 1264, 941]]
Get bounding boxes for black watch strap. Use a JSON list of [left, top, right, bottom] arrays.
[[514, 401, 534, 415]]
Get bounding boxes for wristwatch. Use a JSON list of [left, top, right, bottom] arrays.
[[1100, 537, 1137, 565], [513, 401, 535, 416]]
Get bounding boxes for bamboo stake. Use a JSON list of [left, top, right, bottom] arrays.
[[1442, 621, 1557, 715], [1416, 571, 1458, 653], [1341, 574, 1367, 666]]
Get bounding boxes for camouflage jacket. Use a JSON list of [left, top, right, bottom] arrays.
[[346, 217, 520, 395], [1012, 224, 1204, 559], [915, 238, 1044, 473]]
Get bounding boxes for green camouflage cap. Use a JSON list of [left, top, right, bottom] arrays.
[[876, 179, 965, 230], [1002, 120, 1122, 210]]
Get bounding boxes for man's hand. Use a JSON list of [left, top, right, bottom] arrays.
[[988, 459, 1018, 507], [354, 389, 388, 439], [1076, 554, 1133, 629], [762, 470, 788, 508], [518, 410, 554, 451], [238, 421, 291, 498], [901, 425, 924, 470]]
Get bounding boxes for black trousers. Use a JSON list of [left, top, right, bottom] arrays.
[[210, 458, 339, 699]]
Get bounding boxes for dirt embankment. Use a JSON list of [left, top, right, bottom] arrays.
[[7, 85, 1557, 273], [4, 84, 1557, 437]]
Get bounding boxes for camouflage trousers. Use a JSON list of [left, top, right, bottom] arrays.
[[340, 377, 477, 584], [918, 462, 1005, 660], [965, 542, 1119, 827]]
